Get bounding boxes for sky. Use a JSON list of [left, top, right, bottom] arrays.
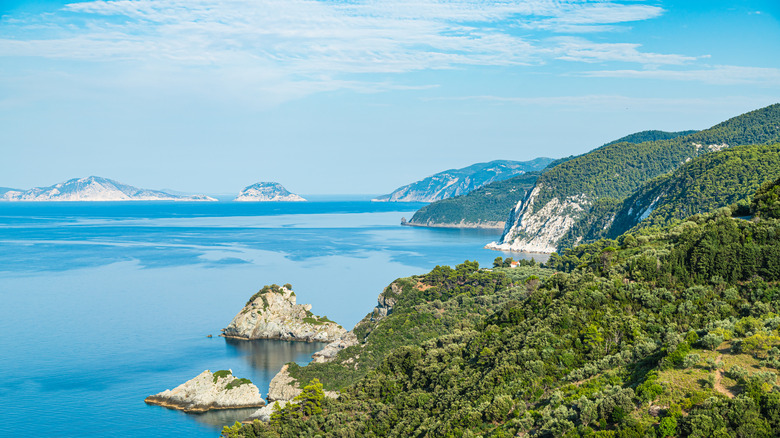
[[1, 0, 779, 195]]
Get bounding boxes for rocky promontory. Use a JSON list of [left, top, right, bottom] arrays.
[[144, 370, 266, 413], [221, 284, 346, 343]]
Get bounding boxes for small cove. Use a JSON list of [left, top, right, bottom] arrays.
[[0, 201, 543, 436]]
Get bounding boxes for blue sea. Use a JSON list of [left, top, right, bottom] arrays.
[[0, 200, 542, 437]]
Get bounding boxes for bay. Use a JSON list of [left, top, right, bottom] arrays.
[[0, 200, 542, 437]]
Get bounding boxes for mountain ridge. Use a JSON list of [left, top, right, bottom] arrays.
[[0, 176, 216, 202]]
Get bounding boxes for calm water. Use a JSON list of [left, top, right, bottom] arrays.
[[0, 201, 541, 437]]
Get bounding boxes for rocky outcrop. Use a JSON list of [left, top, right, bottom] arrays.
[[234, 182, 306, 202], [487, 185, 590, 254], [266, 364, 302, 402], [222, 285, 346, 343], [246, 400, 294, 422], [311, 332, 358, 363], [144, 370, 265, 413], [1, 176, 216, 201]]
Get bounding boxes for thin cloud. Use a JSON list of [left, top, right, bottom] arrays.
[[582, 65, 780, 85], [0, 0, 724, 103]]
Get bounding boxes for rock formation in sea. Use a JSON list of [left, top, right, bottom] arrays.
[[221, 284, 346, 342], [144, 370, 266, 413], [233, 182, 306, 202]]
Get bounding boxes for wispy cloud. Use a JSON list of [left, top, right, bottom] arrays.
[[0, 0, 726, 103], [581, 65, 780, 86]]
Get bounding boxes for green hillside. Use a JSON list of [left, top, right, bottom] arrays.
[[405, 131, 694, 229], [407, 172, 541, 227], [227, 180, 780, 438], [600, 130, 698, 148], [531, 104, 780, 215], [606, 143, 780, 238]]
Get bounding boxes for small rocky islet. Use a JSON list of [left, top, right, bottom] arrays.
[[144, 369, 265, 413]]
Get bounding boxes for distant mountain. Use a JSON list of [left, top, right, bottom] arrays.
[[405, 172, 542, 229], [488, 103, 780, 253], [0, 176, 217, 201], [0, 187, 20, 196], [373, 158, 554, 203], [403, 132, 694, 230], [234, 182, 306, 202]]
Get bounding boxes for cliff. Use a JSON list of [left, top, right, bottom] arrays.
[[144, 370, 265, 413], [489, 104, 780, 253], [221, 284, 346, 343], [233, 182, 306, 202]]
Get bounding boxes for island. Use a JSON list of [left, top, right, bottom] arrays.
[[233, 182, 306, 202], [144, 369, 265, 413], [221, 284, 345, 342], [0, 176, 216, 201]]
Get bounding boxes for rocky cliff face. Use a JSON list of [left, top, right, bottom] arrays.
[[486, 185, 590, 253], [222, 285, 346, 343], [233, 182, 306, 202], [144, 370, 265, 413], [0, 176, 216, 201]]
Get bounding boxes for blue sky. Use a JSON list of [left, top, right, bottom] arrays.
[[1, 0, 779, 195]]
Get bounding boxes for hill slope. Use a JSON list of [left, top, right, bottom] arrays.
[[229, 181, 780, 438], [373, 158, 553, 203], [489, 103, 780, 253], [405, 172, 541, 229], [404, 131, 694, 230]]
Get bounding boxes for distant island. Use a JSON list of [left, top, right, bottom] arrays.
[[373, 158, 554, 203], [234, 182, 306, 202], [0, 176, 216, 201]]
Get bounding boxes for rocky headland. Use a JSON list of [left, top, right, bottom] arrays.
[[144, 370, 265, 413], [221, 284, 346, 343]]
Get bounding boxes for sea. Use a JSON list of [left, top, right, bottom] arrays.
[[0, 198, 543, 437]]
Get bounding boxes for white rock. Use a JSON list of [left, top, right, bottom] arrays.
[[233, 182, 306, 202], [144, 370, 265, 413], [222, 285, 346, 343]]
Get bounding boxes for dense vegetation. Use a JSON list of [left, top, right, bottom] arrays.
[[408, 172, 541, 226], [406, 131, 694, 229], [600, 130, 698, 148], [531, 104, 780, 214], [604, 143, 780, 238], [226, 178, 780, 437]]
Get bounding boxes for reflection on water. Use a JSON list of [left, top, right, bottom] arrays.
[[224, 338, 327, 395], [189, 408, 261, 428]]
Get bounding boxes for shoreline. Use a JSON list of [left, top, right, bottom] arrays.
[[144, 396, 266, 414], [401, 220, 505, 230]]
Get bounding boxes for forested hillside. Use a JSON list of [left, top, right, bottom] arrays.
[[600, 130, 698, 148], [226, 179, 780, 438], [406, 172, 541, 228], [492, 104, 780, 253], [555, 142, 780, 249], [405, 131, 692, 229]]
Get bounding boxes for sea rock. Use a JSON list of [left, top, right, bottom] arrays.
[[0, 176, 216, 202], [222, 284, 346, 343], [144, 370, 265, 413], [233, 182, 306, 202]]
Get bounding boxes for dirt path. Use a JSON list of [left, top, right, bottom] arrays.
[[713, 354, 736, 399]]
